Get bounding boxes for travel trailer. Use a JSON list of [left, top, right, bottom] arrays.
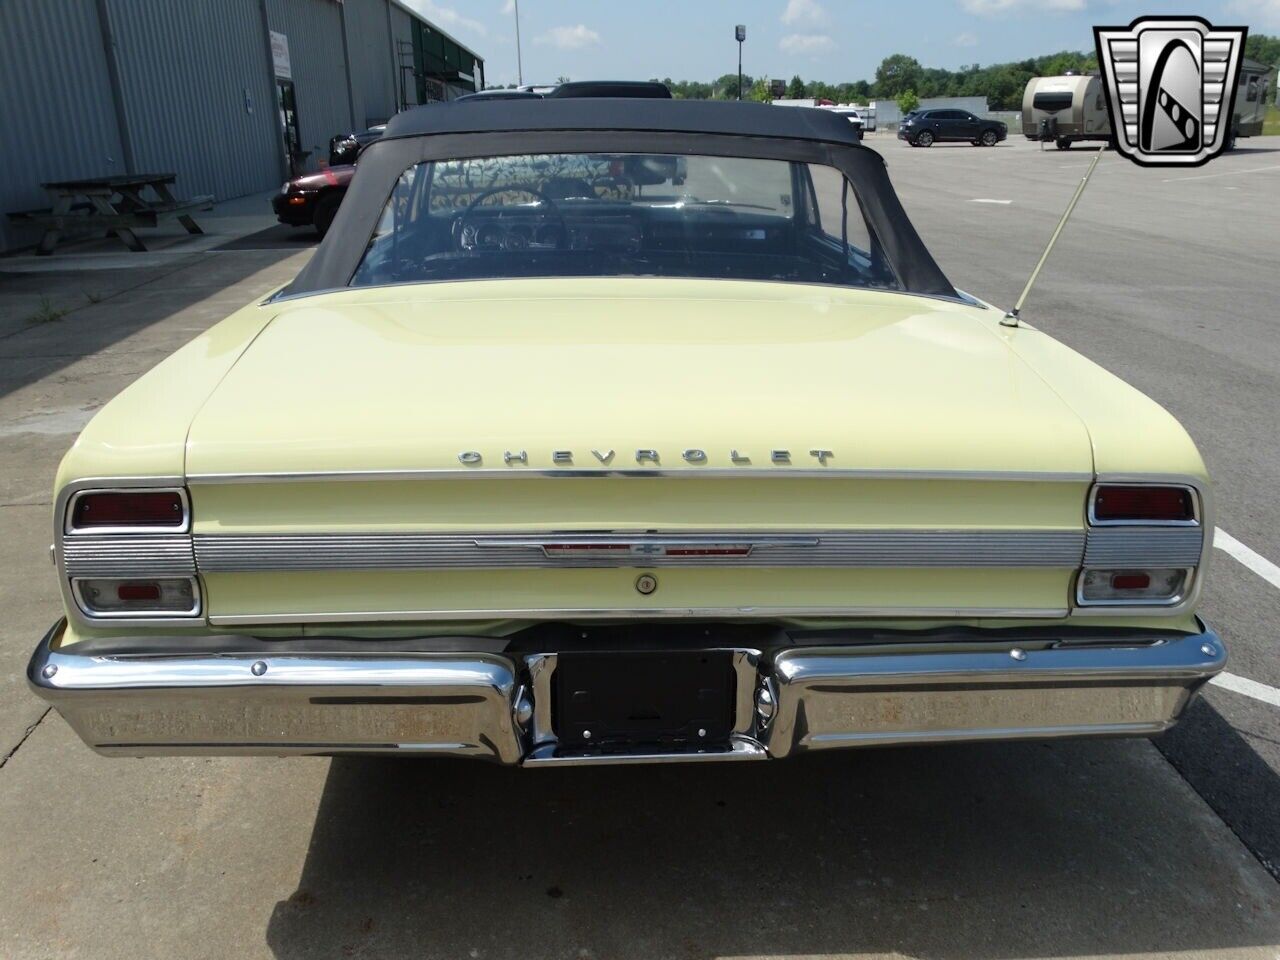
[[1024, 61, 1276, 151], [1234, 58, 1276, 145], [1021, 74, 1111, 149]]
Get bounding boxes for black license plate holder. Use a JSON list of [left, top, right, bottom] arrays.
[[554, 651, 736, 750]]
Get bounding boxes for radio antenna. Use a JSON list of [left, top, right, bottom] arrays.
[[1001, 147, 1104, 327]]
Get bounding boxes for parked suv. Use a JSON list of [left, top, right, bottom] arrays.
[[898, 109, 1007, 147]]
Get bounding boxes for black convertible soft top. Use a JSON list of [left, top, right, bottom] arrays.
[[381, 98, 867, 148], [287, 100, 958, 299]]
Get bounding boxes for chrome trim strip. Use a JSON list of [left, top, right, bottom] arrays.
[[193, 529, 1087, 572], [63, 535, 197, 578], [264, 277, 989, 310], [1082, 526, 1204, 567], [208, 605, 1072, 626], [185, 467, 1095, 484], [524, 736, 768, 766]]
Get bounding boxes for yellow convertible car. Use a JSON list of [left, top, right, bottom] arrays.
[[30, 100, 1222, 765]]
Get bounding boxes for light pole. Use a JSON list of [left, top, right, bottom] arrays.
[[735, 24, 745, 100], [514, 0, 524, 87]]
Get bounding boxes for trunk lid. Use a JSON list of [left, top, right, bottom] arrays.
[[185, 280, 1094, 624]]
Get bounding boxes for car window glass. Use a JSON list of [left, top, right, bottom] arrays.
[[350, 152, 899, 292]]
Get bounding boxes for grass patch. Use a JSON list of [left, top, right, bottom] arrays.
[[27, 296, 67, 325], [1264, 104, 1280, 136]]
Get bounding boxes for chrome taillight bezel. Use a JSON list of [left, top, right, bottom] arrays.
[[54, 478, 202, 627], [1086, 482, 1200, 527], [1075, 474, 1211, 617], [64, 486, 190, 536], [1074, 567, 1194, 608], [70, 576, 203, 619]]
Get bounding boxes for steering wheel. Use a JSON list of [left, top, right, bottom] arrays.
[[455, 185, 567, 251]]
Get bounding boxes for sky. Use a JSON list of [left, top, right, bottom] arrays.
[[402, 0, 1280, 89]]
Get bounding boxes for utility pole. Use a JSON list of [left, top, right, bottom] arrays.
[[735, 24, 745, 100], [515, 0, 524, 87]]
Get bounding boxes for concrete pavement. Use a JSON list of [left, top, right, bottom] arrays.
[[1, 137, 1278, 958]]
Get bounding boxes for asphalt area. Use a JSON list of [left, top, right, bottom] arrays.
[[0, 137, 1277, 959]]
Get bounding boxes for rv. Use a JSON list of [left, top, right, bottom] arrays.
[[1024, 60, 1276, 151], [1021, 74, 1111, 149], [1234, 58, 1277, 147]]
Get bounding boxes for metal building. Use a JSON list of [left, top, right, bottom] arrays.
[[0, 0, 484, 252]]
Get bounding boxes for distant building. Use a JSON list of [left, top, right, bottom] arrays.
[[0, 0, 484, 252]]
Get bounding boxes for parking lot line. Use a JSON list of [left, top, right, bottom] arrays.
[[970, 198, 1012, 204], [1162, 164, 1280, 183], [1210, 671, 1280, 708], [1215, 528, 1280, 591]]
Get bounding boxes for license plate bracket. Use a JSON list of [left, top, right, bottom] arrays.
[[553, 651, 736, 750]]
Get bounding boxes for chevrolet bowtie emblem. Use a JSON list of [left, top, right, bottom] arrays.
[[1094, 16, 1248, 167]]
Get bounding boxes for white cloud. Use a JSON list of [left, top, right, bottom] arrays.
[[502, 0, 515, 13], [534, 24, 602, 49], [953, 30, 979, 46], [400, 0, 487, 35], [779, 33, 835, 55], [960, 0, 1085, 14], [1227, 0, 1280, 28], [781, 0, 828, 25]]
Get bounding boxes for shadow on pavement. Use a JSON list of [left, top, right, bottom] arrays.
[[266, 739, 1280, 959], [1157, 694, 1280, 881], [0, 247, 305, 402], [213, 224, 320, 251]]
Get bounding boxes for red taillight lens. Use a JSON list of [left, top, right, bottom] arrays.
[[1110, 573, 1151, 590], [71, 491, 184, 528], [1092, 485, 1194, 522], [116, 582, 162, 602]]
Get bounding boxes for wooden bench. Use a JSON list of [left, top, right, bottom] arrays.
[[6, 174, 214, 255]]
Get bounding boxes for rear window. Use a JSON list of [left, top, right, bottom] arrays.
[[350, 151, 900, 292]]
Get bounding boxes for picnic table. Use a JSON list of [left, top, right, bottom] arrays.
[[7, 173, 214, 255]]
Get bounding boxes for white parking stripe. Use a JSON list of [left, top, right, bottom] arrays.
[[970, 198, 1012, 204], [1162, 164, 1280, 183], [1214, 528, 1280, 590], [1209, 672, 1280, 708]]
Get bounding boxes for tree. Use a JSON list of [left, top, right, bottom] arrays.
[[712, 72, 752, 100], [1246, 33, 1280, 70], [786, 74, 806, 99], [748, 77, 773, 102], [897, 89, 920, 115], [874, 54, 923, 98]]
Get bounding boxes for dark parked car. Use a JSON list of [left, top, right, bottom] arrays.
[[898, 109, 1007, 147], [272, 165, 358, 238], [273, 127, 384, 237]]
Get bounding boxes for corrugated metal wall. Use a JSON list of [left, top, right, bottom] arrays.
[[106, 0, 281, 202], [389, 3, 418, 108], [0, 0, 125, 251], [344, 0, 397, 128], [0, 0, 477, 252], [264, 0, 354, 163]]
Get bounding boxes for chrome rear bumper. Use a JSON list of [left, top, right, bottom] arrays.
[[29, 621, 1225, 763]]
